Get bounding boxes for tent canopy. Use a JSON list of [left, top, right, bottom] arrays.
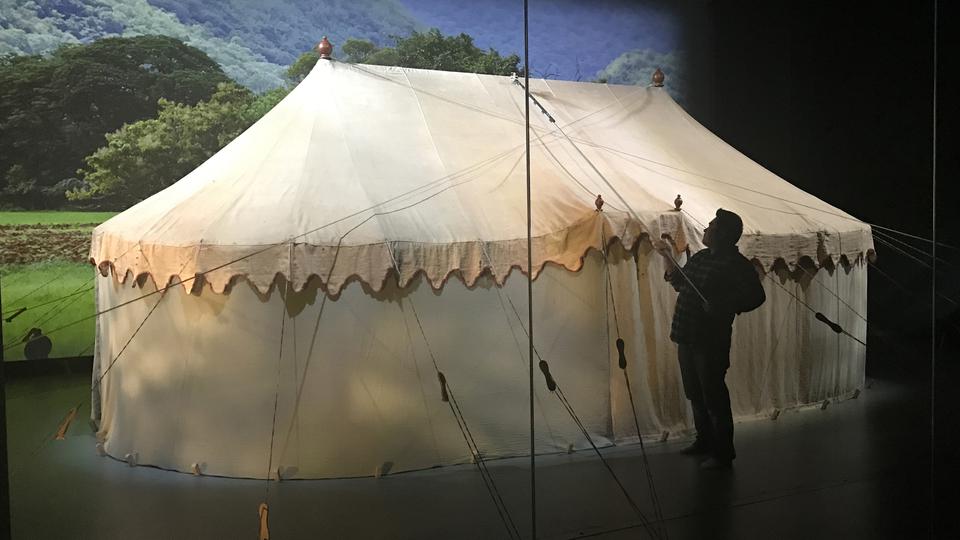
[[90, 60, 872, 479], [90, 60, 873, 294]]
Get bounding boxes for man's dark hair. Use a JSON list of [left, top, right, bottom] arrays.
[[714, 208, 744, 245]]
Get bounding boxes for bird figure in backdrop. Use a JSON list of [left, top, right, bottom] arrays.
[[674, 194, 683, 211], [23, 327, 53, 360], [595, 194, 604, 212]]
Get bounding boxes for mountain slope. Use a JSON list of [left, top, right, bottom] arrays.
[[400, 0, 678, 81], [0, 0, 420, 91]]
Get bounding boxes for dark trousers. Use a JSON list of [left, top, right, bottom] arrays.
[[678, 343, 735, 461]]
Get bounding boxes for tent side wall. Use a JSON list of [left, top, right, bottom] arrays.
[[92, 246, 866, 479], [607, 243, 867, 443]]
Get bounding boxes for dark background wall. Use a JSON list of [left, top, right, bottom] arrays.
[[676, 1, 954, 356], [674, 2, 955, 534]]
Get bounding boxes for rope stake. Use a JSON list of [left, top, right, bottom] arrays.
[[55, 403, 82, 441], [258, 502, 270, 540]]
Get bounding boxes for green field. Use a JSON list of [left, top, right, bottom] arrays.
[[0, 211, 117, 226], [1, 211, 115, 361], [2, 261, 96, 361]]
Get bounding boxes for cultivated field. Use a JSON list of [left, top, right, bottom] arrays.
[[1, 211, 116, 361]]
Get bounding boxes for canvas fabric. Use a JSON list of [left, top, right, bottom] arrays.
[[89, 62, 871, 478], [92, 247, 866, 479], [89, 62, 872, 294]]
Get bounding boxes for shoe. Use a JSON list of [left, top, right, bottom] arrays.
[[680, 442, 711, 456], [699, 457, 733, 470]]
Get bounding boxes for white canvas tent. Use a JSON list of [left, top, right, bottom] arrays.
[[89, 59, 873, 479]]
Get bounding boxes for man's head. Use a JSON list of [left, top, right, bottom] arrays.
[[702, 208, 743, 248]]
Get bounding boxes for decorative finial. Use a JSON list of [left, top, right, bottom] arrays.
[[316, 36, 333, 59], [652, 67, 665, 87], [674, 194, 683, 211], [595, 194, 604, 212]]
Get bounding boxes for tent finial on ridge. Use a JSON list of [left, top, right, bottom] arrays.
[[652, 67, 665, 87], [316, 36, 333, 59]]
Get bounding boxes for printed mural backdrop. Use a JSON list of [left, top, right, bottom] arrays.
[[0, 0, 683, 93], [0, 0, 683, 360]]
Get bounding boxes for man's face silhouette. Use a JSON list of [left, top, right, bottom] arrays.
[[703, 218, 718, 248]]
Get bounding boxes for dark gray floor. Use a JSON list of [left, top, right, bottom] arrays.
[[5, 369, 931, 539]]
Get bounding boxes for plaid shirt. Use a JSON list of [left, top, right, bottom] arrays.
[[669, 246, 766, 348]]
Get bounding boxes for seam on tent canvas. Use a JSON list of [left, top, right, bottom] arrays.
[[477, 240, 562, 450], [387, 244, 521, 539], [397, 295, 443, 466], [91, 255, 192, 390], [601, 229, 668, 538], [515, 77, 707, 308], [400, 68, 482, 244], [570, 135, 881, 235], [346, 62, 648, 141], [276, 269, 334, 477], [541, 78, 662, 212], [754, 287, 798, 410], [503, 77, 624, 209], [168, 241, 204, 467], [264, 268, 289, 501], [398, 300, 522, 539], [347, 62, 524, 127]]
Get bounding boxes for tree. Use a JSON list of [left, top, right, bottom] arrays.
[[285, 51, 319, 84], [0, 36, 231, 208], [341, 38, 378, 64], [335, 30, 520, 76], [391, 30, 520, 75], [69, 83, 288, 207], [74, 29, 519, 208], [595, 49, 687, 105]]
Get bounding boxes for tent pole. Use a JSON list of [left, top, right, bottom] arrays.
[[0, 274, 12, 540], [523, 0, 536, 537]]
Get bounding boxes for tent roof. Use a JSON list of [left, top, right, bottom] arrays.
[[91, 60, 873, 295]]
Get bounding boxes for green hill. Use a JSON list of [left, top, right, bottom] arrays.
[[0, 0, 421, 92]]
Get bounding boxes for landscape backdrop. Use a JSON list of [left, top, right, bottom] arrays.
[[0, 0, 685, 360], [1, 0, 683, 92]]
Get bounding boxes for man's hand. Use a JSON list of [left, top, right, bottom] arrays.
[[702, 299, 711, 313], [655, 243, 674, 259], [663, 269, 674, 282]]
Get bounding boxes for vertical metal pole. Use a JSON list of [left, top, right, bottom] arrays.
[[930, 0, 938, 533], [523, 0, 536, 537], [0, 274, 12, 540]]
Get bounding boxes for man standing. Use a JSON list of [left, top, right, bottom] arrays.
[[664, 209, 766, 469]]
